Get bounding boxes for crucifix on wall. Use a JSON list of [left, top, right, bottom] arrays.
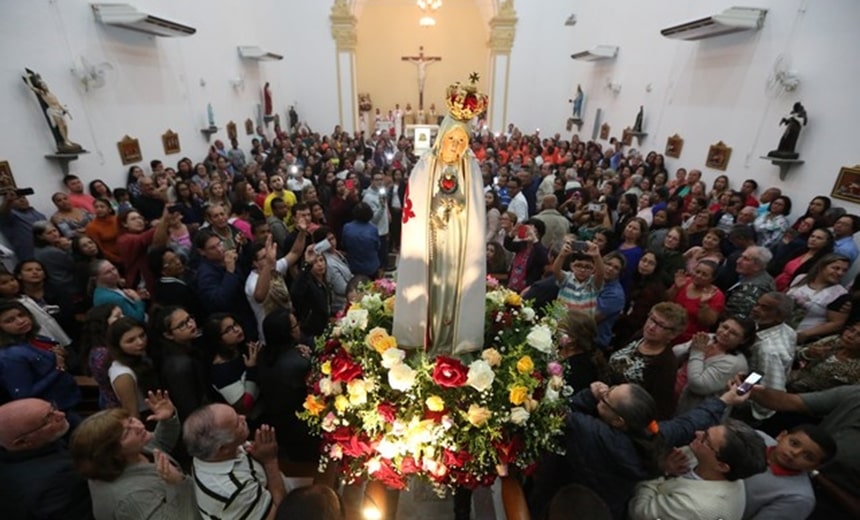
[[401, 45, 442, 111]]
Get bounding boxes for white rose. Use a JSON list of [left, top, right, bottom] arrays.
[[466, 360, 496, 392], [526, 324, 553, 354], [347, 379, 369, 405], [520, 307, 536, 322], [376, 438, 401, 459], [342, 309, 369, 331], [509, 406, 531, 425], [388, 363, 417, 391], [486, 291, 505, 306], [381, 348, 406, 369], [319, 377, 335, 396], [544, 387, 560, 402]]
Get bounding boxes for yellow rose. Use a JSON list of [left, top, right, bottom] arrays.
[[349, 301, 362, 311], [383, 296, 395, 316], [425, 395, 445, 412], [504, 293, 522, 307], [303, 395, 326, 416], [365, 327, 392, 353], [509, 385, 529, 406], [467, 404, 492, 427], [516, 355, 534, 375], [334, 395, 350, 413], [481, 348, 502, 367], [321, 360, 332, 375]]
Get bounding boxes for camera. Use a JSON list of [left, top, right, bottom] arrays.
[[13, 188, 34, 196], [289, 165, 299, 175], [378, 187, 387, 196], [568, 241, 588, 252]]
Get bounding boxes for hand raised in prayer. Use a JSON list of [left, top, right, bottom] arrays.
[[154, 449, 184, 485], [145, 390, 176, 422], [247, 424, 279, 463]]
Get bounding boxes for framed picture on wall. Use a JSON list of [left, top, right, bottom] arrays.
[[414, 126, 432, 152], [705, 141, 732, 171], [226, 121, 237, 141], [245, 118, 254, 135], [0, 161, 16, 191], [599, 123, 610, 140], [665, 134, 684, 158], [622, 127, 633, 146], [117, 135, 143, 165], [162, 130, 180, 155], [831, 165, 860, 204]]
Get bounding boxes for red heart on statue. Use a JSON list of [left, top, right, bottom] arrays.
[[441, 176, 456, 192]]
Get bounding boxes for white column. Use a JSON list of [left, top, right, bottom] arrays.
[[330, 0, 358, 133], [487, 1, 518, 135]]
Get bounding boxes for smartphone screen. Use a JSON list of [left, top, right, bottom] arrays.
[[313, 239, 332, 254], [736, 372, 763, 395], [517, 225, 528, 239], [345, 179, 356, 191]]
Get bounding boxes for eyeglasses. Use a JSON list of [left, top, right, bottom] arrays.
[[700, 429, 722, 460], [221, 322, 242, 336], [647, 314, 675, 332], [171, 315, 195, 332], [571, 263, 594, 271], [14, 401, 59, 442], [600, 387, 621, 416]]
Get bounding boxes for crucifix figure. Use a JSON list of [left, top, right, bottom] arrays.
[[401, 46, 442, 110]]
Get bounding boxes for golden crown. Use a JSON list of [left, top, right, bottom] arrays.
[[445, 73, 488, 121]]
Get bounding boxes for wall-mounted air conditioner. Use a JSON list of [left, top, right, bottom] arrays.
[[661, 7, 767, 41], [238, 46, 284, 61], [570, 45, 618, 62], [91, 3, 196, 37]]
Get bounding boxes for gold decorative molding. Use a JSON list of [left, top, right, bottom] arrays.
[[330, 0, 357, 51], [488, 0, 518, 54]]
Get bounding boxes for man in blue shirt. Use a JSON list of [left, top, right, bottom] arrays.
[[0, 189, 46, 260], [832, 214, 859, 265], [595, 252, 627, 350]]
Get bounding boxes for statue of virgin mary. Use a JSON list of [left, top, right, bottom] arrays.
[[393, 80, 488, 356]]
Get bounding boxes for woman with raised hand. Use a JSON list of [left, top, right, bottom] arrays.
[[70, 390, 197, 520]]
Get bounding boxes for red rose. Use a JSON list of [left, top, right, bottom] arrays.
[[493, 435, 524, 465], [400, 456, 420, 475], [324, 338, 341, 353], [443, 449, 472, 468], [491, 310, 513, 329], [330, 356, 363, 383], [423, 408, 446, 423], [372, 459, 406, 490], [432, 356, 469, 388], [377, 402, 396, 423], [342, 434, 373, 458], [327, 426, 352, 444]]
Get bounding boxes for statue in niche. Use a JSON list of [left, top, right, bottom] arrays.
[[263, 82, 273, 117], [569, 84, 584, 120], [22, 68, 84, 153], [768, 102, 807, 159], [289, 105, 298, 130], [632, 105, 644, 133], [207, 103, 216, 128]]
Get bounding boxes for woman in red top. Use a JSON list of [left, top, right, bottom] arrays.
[[668, 259, 725, 344], [116, 207, 169, 293], [85, 198, 122, 264]]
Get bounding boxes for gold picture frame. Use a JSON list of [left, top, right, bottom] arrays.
[[665, 134, 684, 158], [621, 127, 633, 146], [599, 122, 610, 140], [706, 141, 732, 171], [226, 121, 237, 141], [245, 118, 254, 135], [117, 135, 143, 165], [831, 165, 860, 204], [0, 160, 16, 191], [161, 129, 180, 155]]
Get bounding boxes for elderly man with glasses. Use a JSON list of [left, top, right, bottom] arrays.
[[0, 398, 93, 519]]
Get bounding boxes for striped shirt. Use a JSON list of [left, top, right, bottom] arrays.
[[557, 272, 599, 316], [192, 445, 273, 520]]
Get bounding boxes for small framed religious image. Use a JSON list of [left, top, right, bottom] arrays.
[[414, 126, 432, 152], [665, 134, 684, 158], [226, 121, 237, 141], [599, 123, 610, 140], [161, 130, 180, 155], [706, 141, 732, 171], [0, 161, 16, 191], [622, 127, 633, 146], [245, 118, 254, 135], [273, 114, 281, 127], [117, 135, 143, 165], [831, 165, 860, 204]]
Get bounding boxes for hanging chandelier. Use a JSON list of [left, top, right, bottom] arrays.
[[417, 0, 441, 27]]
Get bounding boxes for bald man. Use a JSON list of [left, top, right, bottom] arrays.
[[0, 398, 93, 519]]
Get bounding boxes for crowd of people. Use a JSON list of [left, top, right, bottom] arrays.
[[0, 122, 858, 520]]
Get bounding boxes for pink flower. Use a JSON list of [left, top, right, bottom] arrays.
[[547, 361, 563, 377]]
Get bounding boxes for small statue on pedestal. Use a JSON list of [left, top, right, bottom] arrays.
[[263, 83, 273, 117], [22, 68, 84, 153], [768, 102, 807, 159], [289, 105, 298, 130], [206, 103, 216, 128], [632, 105, 644, 133]]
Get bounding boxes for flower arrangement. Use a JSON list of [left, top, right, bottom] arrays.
[[299, 277, 569, 493]]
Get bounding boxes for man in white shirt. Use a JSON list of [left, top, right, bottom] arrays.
[[363, 171, 390, 272], [184, 404, 288, 520], [747, 292, 797, 421], [506, 177, 529, 223]]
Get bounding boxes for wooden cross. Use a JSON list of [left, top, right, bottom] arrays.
[[401, 46, 442, 110]]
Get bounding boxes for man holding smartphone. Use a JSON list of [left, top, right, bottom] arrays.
[[363, 171, 390, 275]]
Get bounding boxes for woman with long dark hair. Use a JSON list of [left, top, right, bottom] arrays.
[[106, 317, 159, 418], [613, 251, 668, 349], [81, 304, 123, 409], [772, 227, 834, 292], [202, 313, 262, 420]]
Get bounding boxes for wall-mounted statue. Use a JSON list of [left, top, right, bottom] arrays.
[[570, 84, 584, 120], [263, 82, 273, 116], [768, 102, 807, 159], [632, 105, 644, 133], [22, 68, 84, 153]]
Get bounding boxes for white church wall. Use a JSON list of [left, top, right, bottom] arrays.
[[506, 0, 860, 217], [0, 0, 339, 213]]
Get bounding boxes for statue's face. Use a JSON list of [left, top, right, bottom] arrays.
[[439, 127, 469, 164]]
